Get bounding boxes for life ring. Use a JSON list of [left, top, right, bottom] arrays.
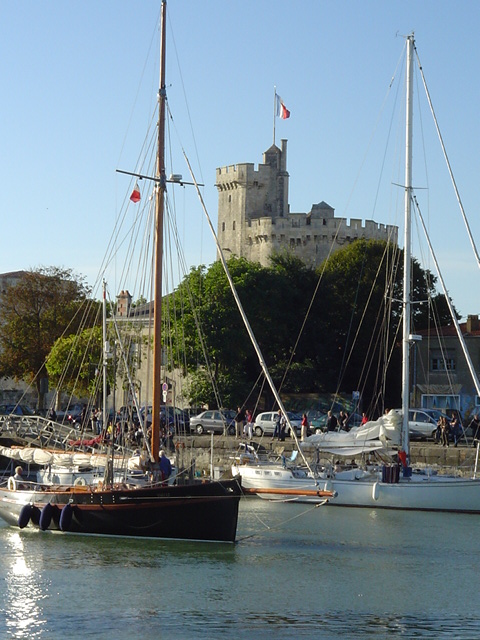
[[7, 477, 16, 491], [73, 477, 87, 486]]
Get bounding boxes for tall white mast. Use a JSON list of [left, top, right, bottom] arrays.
[[401, 35, 414, 460]]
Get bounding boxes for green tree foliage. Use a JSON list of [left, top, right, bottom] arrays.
[[46, 326, 103, 399], [315, 239, 456, 410], [165, 242, 456, 413], [0, 267, 94, 409], [166, 255, 320, 408]]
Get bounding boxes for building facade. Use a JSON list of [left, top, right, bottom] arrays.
[[216, 140, 398, 267], [413, 315, 480, 419]]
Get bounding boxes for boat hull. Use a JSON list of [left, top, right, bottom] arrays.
[[234, 464, 480, 513], [0, 479, 242, 542]]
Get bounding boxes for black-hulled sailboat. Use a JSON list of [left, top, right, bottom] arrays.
[[0, 0, 241, 542]]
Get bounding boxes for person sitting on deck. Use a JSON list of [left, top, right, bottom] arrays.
[[159, 450, 172, 482], [11, 466, 26, 490]]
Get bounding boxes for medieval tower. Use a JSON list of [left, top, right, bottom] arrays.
[[216, 140, 397, 267]]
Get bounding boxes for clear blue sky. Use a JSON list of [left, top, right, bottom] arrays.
[[1, 0, 479, 318]]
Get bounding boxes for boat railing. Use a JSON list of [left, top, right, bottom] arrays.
[[0, 415, 134, 457]]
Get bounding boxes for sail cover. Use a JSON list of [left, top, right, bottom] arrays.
[[303, 411, 402, 454]]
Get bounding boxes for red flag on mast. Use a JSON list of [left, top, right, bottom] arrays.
[[130, 181, 141, 203]]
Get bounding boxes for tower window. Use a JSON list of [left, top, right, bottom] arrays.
[[233, 221, 236, 231]]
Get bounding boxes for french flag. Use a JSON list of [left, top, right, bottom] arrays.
[[276, 94, 290, 119]]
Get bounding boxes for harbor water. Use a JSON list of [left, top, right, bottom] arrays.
[[1, 497, 479, 639]]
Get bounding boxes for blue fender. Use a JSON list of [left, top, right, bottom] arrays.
[[59, 503, 74, 532], [18, 504, 32, 529], [30, 506, 41, 526], [39, 503, 54, 531]]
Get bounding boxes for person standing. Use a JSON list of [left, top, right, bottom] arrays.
[[279, 412, 287, 441], [326, 411, 338, 432], [80, 404, 88, 429], [440, 416, 450, 447], [469, 414, 480, 446], [339, 411, 348, 430], [434, 417, 442, 444], [244, 409, 253, 439], [450, 415, 461, 447], [234, 407, 245, 439], [90, 408, 97, 433], [301, 413, 309, 441], [95, 408, 103, 435], [272, 410, 282, 440]]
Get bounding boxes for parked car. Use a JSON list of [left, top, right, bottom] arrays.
[[190, 410, 235, 435], [139, 405, 190, 434], [253, 411, 302, 437], [164, 406, 190, 434], [56, 403, 85, 424], [374, 408, 449, 441], [112, 406, 140, 427], [0, 404, 36, 416]]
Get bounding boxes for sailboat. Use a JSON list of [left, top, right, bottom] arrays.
[[0, 0, 241, 541], [234, 35, 480, 512]]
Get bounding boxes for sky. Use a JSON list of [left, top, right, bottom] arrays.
[[1, 0, 480, 319]]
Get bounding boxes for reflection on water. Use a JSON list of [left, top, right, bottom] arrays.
[[0, 500, 480, 638], [2, 531, 47, 638]]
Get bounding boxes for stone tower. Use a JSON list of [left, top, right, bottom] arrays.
[[216, 140, 397, 267], [216, 140, 289, 260]]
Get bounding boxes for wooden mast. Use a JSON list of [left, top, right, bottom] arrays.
[[151, 0, 167, 464]]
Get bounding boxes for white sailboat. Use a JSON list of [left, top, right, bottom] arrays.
[[234, 35, 480, 512]]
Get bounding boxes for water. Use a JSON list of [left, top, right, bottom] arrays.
[[1, 498, 479, 639]]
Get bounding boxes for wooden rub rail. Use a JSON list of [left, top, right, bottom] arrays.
[[242, 487, 336, 498]]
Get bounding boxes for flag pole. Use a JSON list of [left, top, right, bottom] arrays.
[[273, 85, 276, 146]]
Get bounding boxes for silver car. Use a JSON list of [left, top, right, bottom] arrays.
[[408, 408, 449, 440], [253, 411, 302, 437], [190, 410, 235, 435]]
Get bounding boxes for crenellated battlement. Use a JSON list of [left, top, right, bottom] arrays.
[[216, 141, 397, 267], [216, 162, 274, 189]]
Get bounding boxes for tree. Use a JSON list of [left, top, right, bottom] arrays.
[[0, 267, 94, 410], [165, 255, 320, 407], [164, 241, 456, 413], [46, 326, 104, 400], [316, 239, 457, 411]]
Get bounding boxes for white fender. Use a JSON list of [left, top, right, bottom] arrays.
[[7, 477, 16, 491], [372, 481, 379, 501]]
